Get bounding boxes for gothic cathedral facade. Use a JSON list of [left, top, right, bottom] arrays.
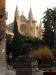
[[15, 6, 42, 39]]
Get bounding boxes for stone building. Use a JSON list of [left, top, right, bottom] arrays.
[[7, 6, 43, 39], [0, 0, 6, 40], [0, 0, 6, 73]]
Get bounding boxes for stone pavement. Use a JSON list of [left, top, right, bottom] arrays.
[[36, 70, 43, 75], [6, 69, 16, 75], [7, 66, 43, 75], [32, 68, 43, 75], [6, 65, 16, 75], [0, 66, 44, 75], [0, 66, 16, 75], [0, 67, 7, 75]]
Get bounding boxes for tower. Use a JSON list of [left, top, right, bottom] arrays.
[[28, 7, 36, 37], [28, 7, 33, 20], [0, 0, 7, 74], [28, 7, 33, 36], [38, 21, 42, 39], [15, 6, 20, 33]]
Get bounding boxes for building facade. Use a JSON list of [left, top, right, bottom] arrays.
[[7, 6, 43, 39], [15, 6, 42, 39], [0, 0, 6, 68], [0, 0, 6, 40]]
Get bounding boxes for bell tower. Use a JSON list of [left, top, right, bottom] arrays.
[[15, 6, 20, 32], [0, 0, 7, 73], [28, 7, 33, 36], [28, 7, 36, 37], [28, 7, 33, 20]]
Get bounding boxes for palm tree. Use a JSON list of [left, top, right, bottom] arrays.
[[43, 7, 56, 31], [43, 7, 56, 49]]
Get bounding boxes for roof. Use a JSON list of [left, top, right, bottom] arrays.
[[20, 15, 27, 22], [6, 22, 14, 32]]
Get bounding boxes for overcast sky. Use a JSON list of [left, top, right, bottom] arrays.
[[6, 0, 56, 24]]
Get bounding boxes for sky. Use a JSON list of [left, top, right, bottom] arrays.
[[6, 0, 56, 25]]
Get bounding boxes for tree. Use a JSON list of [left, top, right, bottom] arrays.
[[12, 16, 22, 59], [31, 46, 54, 59], [43, 7, 56, 48], [13, 17, 43, 56], [6, 33, 13, 64], [31, 46, 54, 66]]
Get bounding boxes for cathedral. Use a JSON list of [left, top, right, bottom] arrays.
[[7, 6, 43, 39]]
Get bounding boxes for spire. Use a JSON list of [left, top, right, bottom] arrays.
[[38, 20, 42, 31], [15, 5, 20, 18], [28, 7, 33, 20], [22, 11, 23, 15], [14, 5, 20, 32]]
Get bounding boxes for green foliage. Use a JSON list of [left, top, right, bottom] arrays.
[[32, 46, 54, 59], [42, 7, 56, 48], [6, 12, 44, 65], [13, 16, 18, 35]]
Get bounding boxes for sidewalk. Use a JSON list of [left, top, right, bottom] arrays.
[[0, 67, 7, 75], [6, 65, 16, 75], [6, 69, 16, 75]]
